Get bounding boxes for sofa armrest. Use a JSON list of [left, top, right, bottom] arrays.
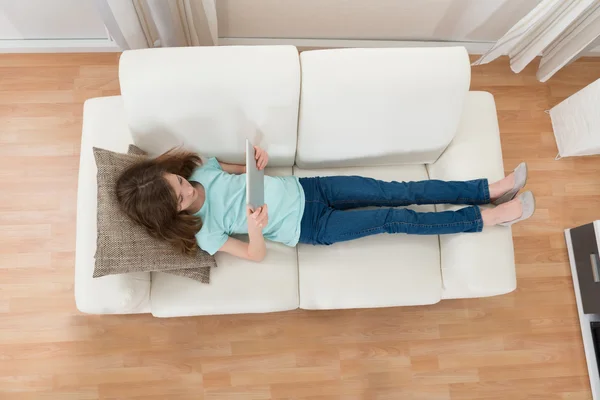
[[75, 97, 151, 314], [437, 215, 516, 297], [427, 91, 505, 183], [427, 91, 516, 296]]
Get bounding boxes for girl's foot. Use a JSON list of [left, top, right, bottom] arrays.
[[498, 191, 535, 227], [482, 191, 535, 227], [489, 174, 515, 201], [489, 162, 528, 205]]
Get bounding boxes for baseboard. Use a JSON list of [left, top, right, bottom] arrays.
[[2, 36, 599, 56], [220, 37, 600, 57], [0, 38, 120, 53], [219, 38, 496, 54]]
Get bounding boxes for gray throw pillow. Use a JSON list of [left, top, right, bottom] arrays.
[[93, 146, 216, 283]]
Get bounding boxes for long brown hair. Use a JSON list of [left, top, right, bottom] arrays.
[[116, 148, 203, 255]]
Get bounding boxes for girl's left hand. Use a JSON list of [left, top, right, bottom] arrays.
[[254, 146, 269, 170], [247, 204, 269, 232]]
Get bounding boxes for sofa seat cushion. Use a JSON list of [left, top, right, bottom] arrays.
[[76, 96, 151, 314], [150, 168, 299, 317], [293, 165, 442, 310]]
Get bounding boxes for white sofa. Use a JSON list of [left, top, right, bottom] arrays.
[[75, 45, 516, 317]]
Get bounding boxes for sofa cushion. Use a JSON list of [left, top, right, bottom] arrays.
[[76, 96, 151, 314], [151, 240, 299, 317], [428, 92, 516, 298], [296, 47, 470, 168], [119, 46, 300, 167], [293, 165, 442, 310], [150, 167, 300, 317]]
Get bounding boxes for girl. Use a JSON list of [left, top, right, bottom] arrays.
[[116, 147, 534, 262]]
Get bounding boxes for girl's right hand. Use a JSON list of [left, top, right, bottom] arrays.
[[247, 205, 268, 233]]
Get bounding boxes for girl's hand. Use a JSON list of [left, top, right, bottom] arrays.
[[254, 146, 269, 170], [247, 204, 269, 233]]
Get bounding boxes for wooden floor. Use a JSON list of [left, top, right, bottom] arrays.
[[1, 53, 600, 400]]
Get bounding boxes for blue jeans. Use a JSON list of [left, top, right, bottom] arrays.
[[298, 176, 489, 245]]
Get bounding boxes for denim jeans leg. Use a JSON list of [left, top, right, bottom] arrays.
[[316, 176, 490, 210], [298, 177, 486, 245], [314, 205, 484, 245]]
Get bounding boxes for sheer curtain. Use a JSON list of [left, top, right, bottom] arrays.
[[473, 0, 600, 82], [93, 0, 217, 50]]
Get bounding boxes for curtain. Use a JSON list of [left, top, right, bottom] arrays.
[[94, 0, 217, 50], [473, 0, 600, 82]]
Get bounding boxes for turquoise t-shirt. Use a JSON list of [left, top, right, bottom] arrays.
[[190, 157, 305, 255]]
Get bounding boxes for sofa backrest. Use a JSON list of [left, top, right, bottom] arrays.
[[119, 45, 300, 167], [296, 47, 471, 168]]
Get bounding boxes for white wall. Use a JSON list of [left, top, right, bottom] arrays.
[[6, 0, 594, 55], [217, 0, 542, 43], [0, 0, 107, 40]]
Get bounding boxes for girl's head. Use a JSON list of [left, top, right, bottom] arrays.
[[115, 149, 203, 255]]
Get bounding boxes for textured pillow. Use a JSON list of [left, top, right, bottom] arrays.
[[93, 146, 216, 283], [127, 144, 148, 156], [127, 145, 216, 283]]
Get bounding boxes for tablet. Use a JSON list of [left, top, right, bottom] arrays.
[[246, 139, 264, 210]]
